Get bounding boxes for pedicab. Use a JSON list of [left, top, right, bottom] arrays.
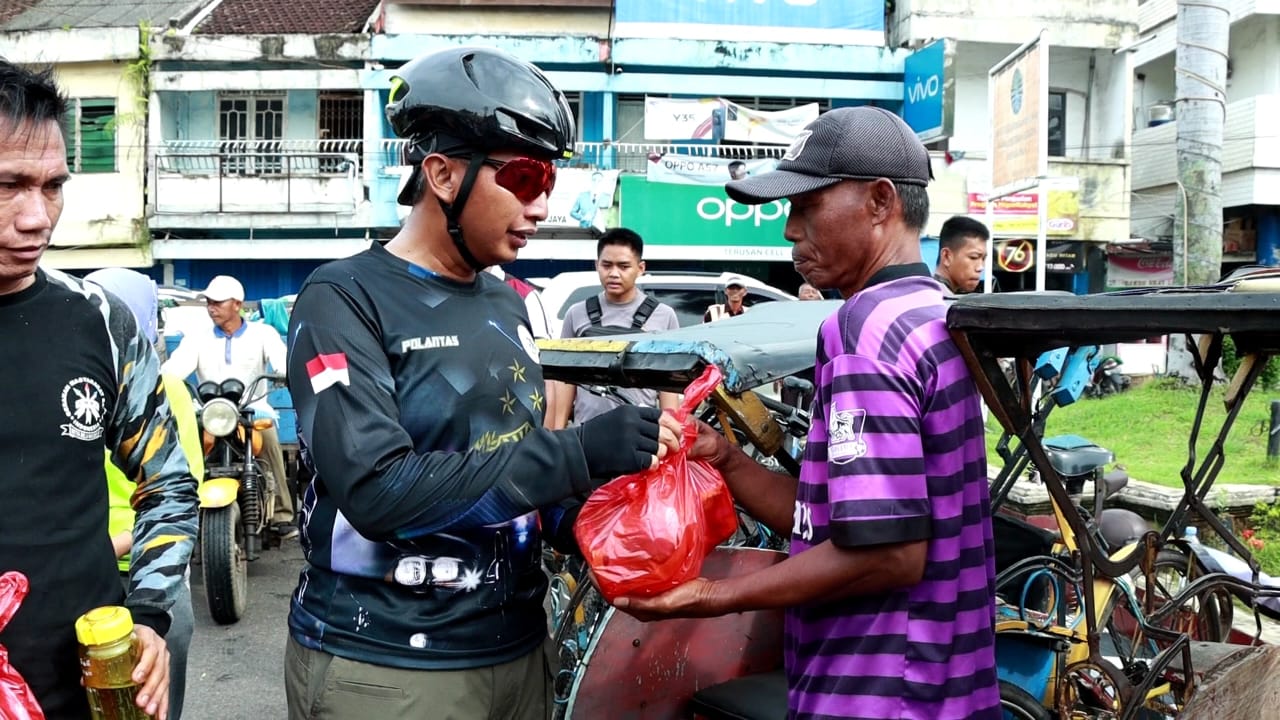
[[536, 298, 1075, 719], [946, 269, 1280, 719], [538, 299, 833, 720]]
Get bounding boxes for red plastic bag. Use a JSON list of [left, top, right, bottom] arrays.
[[575, 366, 737, 603], [0, 572, 46, 720]]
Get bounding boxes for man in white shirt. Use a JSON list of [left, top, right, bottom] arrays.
[[703, 275, 750, 323], [162, 275, 294, 534]]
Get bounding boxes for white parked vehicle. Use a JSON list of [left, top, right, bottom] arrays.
[[539, 271, 796, 333]]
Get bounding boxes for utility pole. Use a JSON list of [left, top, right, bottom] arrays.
[[1173, 0, 1230, 286]]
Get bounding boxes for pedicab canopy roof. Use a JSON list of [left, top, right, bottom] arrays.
[[945, 277, 1280, 360], [537, 299, 842, 395]]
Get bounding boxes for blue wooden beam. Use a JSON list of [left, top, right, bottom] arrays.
[[370, 34, 907, 76], [363, 68, 901, 102]]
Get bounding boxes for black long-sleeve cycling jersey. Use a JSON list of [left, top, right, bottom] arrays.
[[287, 242, 592, 669]]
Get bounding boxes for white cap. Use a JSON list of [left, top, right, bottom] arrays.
[[724, 275, 747, 289], [200, 275, 245, 302]]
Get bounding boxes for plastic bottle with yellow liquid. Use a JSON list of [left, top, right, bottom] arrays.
[[75, 606, 150, 720]]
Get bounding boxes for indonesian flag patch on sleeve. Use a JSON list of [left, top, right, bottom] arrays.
[[306, 352, 350, 393]]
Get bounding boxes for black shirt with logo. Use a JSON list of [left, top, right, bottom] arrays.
[[287, 242, 594, 669], [0, 269, 197, 718]]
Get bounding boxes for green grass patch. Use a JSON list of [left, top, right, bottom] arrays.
[[985, 378, 1280, 488]]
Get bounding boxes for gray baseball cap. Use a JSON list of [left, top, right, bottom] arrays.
[[725, 106, 933, 206]]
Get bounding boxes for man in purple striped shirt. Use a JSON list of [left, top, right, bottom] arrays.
[[616, 107, 1000, 720]]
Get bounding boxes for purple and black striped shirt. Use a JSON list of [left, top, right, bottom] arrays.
[[788, 275, 999, 720]]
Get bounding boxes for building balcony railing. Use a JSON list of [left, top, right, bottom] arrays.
[[158, 139, 365, 175], [1138, 0, 1268, 35], [152, 150, 363, 215], [375, 139, 786, 174]]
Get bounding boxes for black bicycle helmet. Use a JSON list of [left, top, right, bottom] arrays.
[[387, 46, 575, 161], [386, 46, 575, 271]]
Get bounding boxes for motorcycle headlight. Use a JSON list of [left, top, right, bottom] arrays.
[[201, 398, 239, 437]]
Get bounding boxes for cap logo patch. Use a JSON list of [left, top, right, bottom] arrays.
[[782, 130, 812, 162]]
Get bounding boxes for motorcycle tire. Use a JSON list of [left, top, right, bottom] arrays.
[[999, 680, 1051, 720], [201, 502, 248, 625]]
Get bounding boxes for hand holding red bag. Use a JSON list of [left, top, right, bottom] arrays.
[[574, 366, 737, 603], [0, 571, 47, 720]]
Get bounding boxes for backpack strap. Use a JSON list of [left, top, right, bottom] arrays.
[[586, 295, 604, 326], [631, 296, 659, 329]]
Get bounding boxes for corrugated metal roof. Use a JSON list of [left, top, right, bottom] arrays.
[[0, 0, 41, 28], [195, 0, 377, 34], [2, 0, 202, 31]]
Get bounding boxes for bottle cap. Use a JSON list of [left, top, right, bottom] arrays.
[[75, 606, 134, 646]]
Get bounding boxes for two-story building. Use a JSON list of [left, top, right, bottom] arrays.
[[363, 0, 908, 291], [2, 0, 204, 270], [891, 0, 1139, 293], [1129, 0, 1280, 275], [145, 0, 380, 299], [18, 0, 1146, 299]]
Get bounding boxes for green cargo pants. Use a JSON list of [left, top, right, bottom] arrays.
[[284, 636, 553, 720]]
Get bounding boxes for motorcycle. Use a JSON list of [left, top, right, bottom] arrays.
[[194, 374, 287, 624], [1086, 354, 1130, 398]]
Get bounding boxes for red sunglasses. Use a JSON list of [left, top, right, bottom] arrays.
[[482, 156, 557, 204]]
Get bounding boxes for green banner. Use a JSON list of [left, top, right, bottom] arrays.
[[617, 175, 792, 260]]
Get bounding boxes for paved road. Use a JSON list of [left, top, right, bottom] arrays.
[[184, 538, 303, 720]]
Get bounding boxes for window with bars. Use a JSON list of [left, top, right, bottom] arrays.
[[318, 92, 362, 172], [219, 92, 285, 175], [1048, 90, 1066, 157], [63, 98, 117, 173]]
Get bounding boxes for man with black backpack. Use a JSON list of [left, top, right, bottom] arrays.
[[549, 228, 680, 428]]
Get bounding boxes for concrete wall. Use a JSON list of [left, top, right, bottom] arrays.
[[1130, 16, 1280, 213], [893, 0, 1138, 50], [1135, 15, 1280, 122], [382, 5, 610, 37], [49, 59, 149, 267], [951, 43, 1099, 159], [930, 155, 1131, 243]]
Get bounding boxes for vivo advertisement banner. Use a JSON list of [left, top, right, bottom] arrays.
[[903, 39, 954, 143], [619, 175, 792, 261], [614, 0, 883, 45]]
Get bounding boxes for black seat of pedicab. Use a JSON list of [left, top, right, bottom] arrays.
[[688, 669, 788, 720], [1100, 468, 1129, 497]]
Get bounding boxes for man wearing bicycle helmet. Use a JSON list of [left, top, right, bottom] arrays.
[[283, 46, 680, 719]]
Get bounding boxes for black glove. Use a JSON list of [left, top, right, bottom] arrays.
[[577, 405, 662, 481]]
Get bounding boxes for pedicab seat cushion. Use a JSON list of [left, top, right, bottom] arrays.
[[688, 669, 787, 720]]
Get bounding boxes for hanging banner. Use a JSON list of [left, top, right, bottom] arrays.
[[1106, 254, 1174, 289], [614, 0, 884, 45], [989, 34, 1048, 199], [723, 103, 820, 145], [643, 97, 722, 141], [967, 180, 1080, 238], [646, 154, 778, 185], [545, 168, 620, 232]]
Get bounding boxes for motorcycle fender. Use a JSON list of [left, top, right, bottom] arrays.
[[199, 477, 241, 508]]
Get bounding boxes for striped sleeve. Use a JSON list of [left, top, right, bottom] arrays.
[[100, 290, 199, 636], [820, 352, 931, 548]]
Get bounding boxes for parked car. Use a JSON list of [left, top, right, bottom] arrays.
[[539, 271, 796, 332]]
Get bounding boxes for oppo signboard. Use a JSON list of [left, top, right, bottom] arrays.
[[618, 176, 792, 261]]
